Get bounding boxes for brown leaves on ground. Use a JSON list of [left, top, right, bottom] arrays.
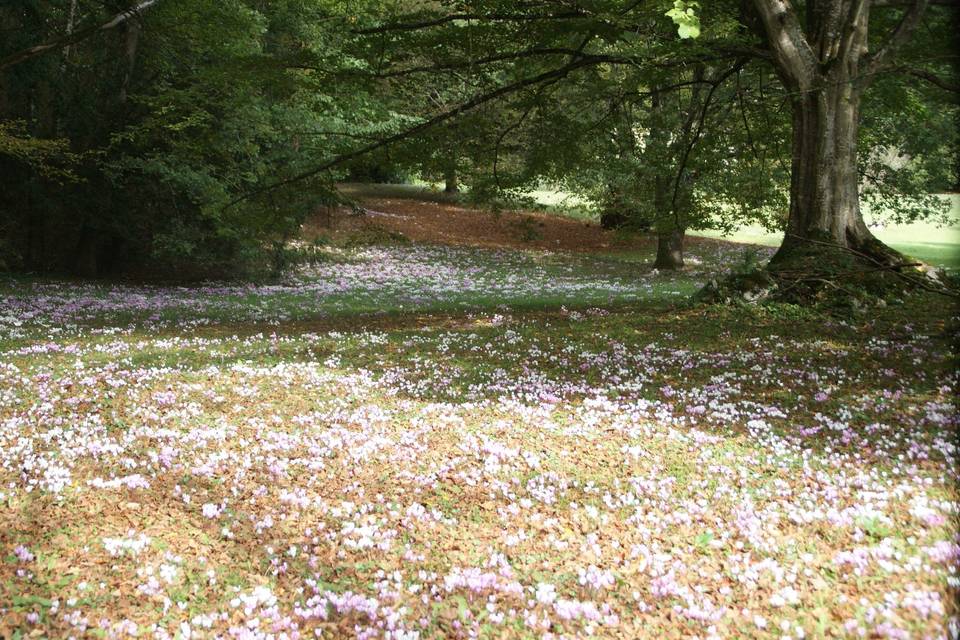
[[304, 186, 724, 255]]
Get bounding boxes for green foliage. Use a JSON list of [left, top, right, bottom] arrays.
[[665, 1, 701, 39], [731, 248, 765, 276], [1, 0, 956, 281], [859, 70, 958, 227], [0, 0, 383, 278], [0, 121, 78, 181]]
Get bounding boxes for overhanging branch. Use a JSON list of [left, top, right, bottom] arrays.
[[354, 10, 591, 34], [223, 57, 598, 209], [865, 0, 929, 77], [0, 0, 161, 72], [895, 66, 960, 92]]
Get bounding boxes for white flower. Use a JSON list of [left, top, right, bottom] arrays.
[[770, 586, 800, 607], [535, 582, 557, 605]]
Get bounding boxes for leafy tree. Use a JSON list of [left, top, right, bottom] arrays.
[[743, 0, 956, 277], [2, 0, 955, 292], [336, 0, 958, 282], [0, 0, 380, 277], [515, 58, 790, 269]]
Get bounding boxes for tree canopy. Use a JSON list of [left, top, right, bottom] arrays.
[[1, 0, 957, 288]]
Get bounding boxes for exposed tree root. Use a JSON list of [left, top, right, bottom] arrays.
[[698, 235, 957, 312]]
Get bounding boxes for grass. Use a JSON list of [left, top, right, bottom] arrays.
[[0, 242, 750, 342], [679, 196, 960, 269], [0, 235, 956, 639], [338, 182, 462, 205]]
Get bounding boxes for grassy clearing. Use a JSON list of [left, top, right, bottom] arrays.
[[0, 239, 957, 639], [0, 242, 765, 343]]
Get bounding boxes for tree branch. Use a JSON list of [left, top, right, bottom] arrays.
[[367, 48, 599, 78], [670, 61, 747, 216], [354, 10, 590, 34], [865, 0, 929, 76], [224, 58, 598, 209], [354, 49, 750, 80], [0, 0, 161, 72], [873, 0, 955, 6], [894, 65, 960, 92], [750, 0, 819, 90]]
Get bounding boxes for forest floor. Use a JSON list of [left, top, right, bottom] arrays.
[[0, 194, 957, 639], [331, 183, 960, 269]]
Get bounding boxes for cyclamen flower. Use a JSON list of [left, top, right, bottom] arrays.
[[926, 541, 959, 563], [650, 573, 679, 599], [535, 582, 557, 605], [578, 565, 615, 590], [14, 545, 35, 563], [553, 598, 602, 622], [903, 590, 944, 618], [102, 532, 151, 557], [201, 503, 221, 519], [769, 585, 800, 607]]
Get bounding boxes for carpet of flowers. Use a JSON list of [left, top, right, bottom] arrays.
[[0, 243, 956, 639]]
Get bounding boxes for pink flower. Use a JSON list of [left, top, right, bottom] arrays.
[[14, 545, 34, 563]]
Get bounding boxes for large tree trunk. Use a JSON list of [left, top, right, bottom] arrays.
[[655, 227, 685, 269], [749, 0, 928, 277], [771, 80, 893, 266]]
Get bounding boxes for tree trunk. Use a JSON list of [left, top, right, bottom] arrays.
[[652, 158, 684, 269], [444, 166, 459, 194], [655, 227, 685, 269], [748, 0, 927, 274], [61, 0, 78, 70], [770, 81, 892, 266]]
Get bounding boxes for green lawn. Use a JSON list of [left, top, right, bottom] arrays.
[[691, 195, 960, 269]]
